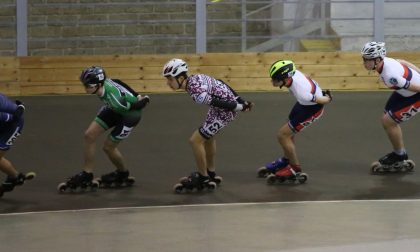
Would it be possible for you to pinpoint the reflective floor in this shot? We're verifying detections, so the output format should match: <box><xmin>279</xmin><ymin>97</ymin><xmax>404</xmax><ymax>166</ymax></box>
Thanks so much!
<box><xmin>1</xmin><ymin>200</ymin><xmax>420</xmax><ymax>252</ymax></box>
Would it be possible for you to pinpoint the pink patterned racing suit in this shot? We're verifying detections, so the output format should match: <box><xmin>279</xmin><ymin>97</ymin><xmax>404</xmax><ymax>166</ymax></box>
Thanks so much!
<box><xmin>186</xmin><ymin>74</ymin><xmax>239</xmax><ymax>139</ymax></box>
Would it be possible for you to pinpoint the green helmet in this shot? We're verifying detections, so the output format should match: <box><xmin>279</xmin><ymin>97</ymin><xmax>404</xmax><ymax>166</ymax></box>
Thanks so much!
<box><xmin>269</xmin><ymin>60</ymin><xmax>296</xmax><ymax>81</ymax></box>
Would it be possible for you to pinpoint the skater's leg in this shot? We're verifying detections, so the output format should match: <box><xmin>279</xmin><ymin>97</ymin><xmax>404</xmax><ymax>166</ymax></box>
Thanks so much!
<box><xmin>204</xmin><ymin>137</ymin><xmax>216</xmax><ymax>173</ymax></box>
<box><xmin>277</xmin><ymin>124</ymin><xmax>300</xmax><ymax>166</ymax></box>
<box><xmin>189</xmin><ymin>130</ymin><xmax>208</xmax><ymax>177</ymax></box>
<box><xmin>103</xmin><ymin>138</ymin><xmax>126</xmax><ymax>172</ymax></box>
<box><xmin>0</xmin><ymin>151</ymin><xmax>18</xmax><ymax>177</ymax></box>
<box><xmin>382</xmin><ymin>114</ymin><xmax>405</xmax><ymax>152</ymax></box>
<box><xmin>83</xmin><ymin>121</ymin><xmax>106</xmax><ymax>173</ymax></box>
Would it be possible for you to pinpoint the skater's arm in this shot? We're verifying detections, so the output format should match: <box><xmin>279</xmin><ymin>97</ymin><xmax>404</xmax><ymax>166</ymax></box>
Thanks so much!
<box><xmin>209</xmin><ymin>98</ymin><xmax>253</xmax><ymax>112</ymax></box>
<box><xmin>315</xmin><ymin>90</ymin><xmax>332</xmax><ymax>105</ymax></box>
<box><xmin>129</xmin><ymin>95</ymin><xmax>150</xmax><ymax>110</ymax></box>
<box><xmin>397</xmin><ymin>59</ymin><xmax>420</xmax><ymax>73</ymax></box>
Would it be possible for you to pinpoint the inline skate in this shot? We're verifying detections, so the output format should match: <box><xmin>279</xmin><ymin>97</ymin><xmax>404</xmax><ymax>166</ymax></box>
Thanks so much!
<box><xmin>0</xmin><ymin>172</ymin><xmax>36</xmax><ymax>197</ymax></box>
<box><xmin>208</xmin><ymin>170</ymin><xmax>223</xmax><ymax>185</ymax></box>
<box><xmin>57</xmin><ymin>171</ymin><xmax>99</xmax><ymax>193</ymax></box>
<box><xmin>266</xmin><ymin>165</ymin><xmax>308</xmax><ymax>184</ymax></box>
<box><xmin>173</xmin><ymin>172</ymin><xmax>217</xmax><ymax>193</ymax></box>
<box><xmin>371</xmin><ymin>152</ymin><xmax>415</xmax><ymax>174</ymax></box>
<box><xmin>257</xmin><ymin>157</ymin><xmax>289</xmax><ymax>178</ymax></box>
<box><xmin>95</xmin><ymin>170</ymin><xmax>135</xmax><ymax>188</ymax></box>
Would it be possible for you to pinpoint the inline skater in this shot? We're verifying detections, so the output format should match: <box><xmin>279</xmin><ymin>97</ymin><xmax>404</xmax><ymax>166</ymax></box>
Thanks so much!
<box><xmin>58</xmin><ymin>66</ymin><xmax>149</xmax><ymax>192</ymax></box>
<box><xmin>361</xmin><ymin>42</ymin><xmax>420</xmax><ymax>174</ymax></box>
<box><xmin>259</xmin><ymin>60</ymin><xmax>332</xmax><ymax>184</ymax></box>
<box><xmin>162</xmin><ymin>58</ymin><xmax>253</xmax><ymax>193</ymax></box>
<box><xmin>0</xmin><ymin>94</ymin><xmax>35</xmax><ymax>197</ymax></box>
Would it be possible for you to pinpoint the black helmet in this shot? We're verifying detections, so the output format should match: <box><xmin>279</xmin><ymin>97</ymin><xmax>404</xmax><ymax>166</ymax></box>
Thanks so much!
<box><xmin>80</xmin><ymin>66</ymin><xmax>106</xmax><ymax>87</ymax></box>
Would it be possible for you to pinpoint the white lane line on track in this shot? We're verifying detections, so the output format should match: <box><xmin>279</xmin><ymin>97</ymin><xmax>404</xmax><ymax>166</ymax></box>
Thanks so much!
<box><xmin>1</xmin><ymin>198</ymin><xmax>420</xmax><ymax>216</ymax></box>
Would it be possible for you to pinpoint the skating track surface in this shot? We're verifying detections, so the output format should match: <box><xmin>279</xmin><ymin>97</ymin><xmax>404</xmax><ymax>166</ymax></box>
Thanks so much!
<box><xmin>1</xmin><ymin>92</ymin><xmax>420</xmax><ymax>252</ymax></box>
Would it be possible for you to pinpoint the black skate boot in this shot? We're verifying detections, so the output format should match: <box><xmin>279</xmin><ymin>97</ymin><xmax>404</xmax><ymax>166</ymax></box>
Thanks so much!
<box><xmin>207</xmin><ymin>170</ymin><xmax>223</xmax><ymax>185</ymax></box>
<box><xmin>371</xmin><ymin>152</ymin><xmax>415</xmax><ymax>174</ymax></box>
<box><xmin>96</xmin><ymin>170</ymin><xmax>135</xmax><ymax>188</ymax></box>
<box><xmin>57</xmin><ymin>171</ymin><xmax>98</xmax><ymax>193</ymax></box>
<box><xmin>0</xmin><ymin>172</ymin><xmax>36</xmax><ymax>197</ymax></box>
<box><xmin>173</xmin><ymin>172</ymin><xmax>217</xmax><ymax>193</ymax></box>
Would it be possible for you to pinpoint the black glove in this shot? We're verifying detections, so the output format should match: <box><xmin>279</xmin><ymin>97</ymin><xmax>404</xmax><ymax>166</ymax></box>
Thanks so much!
<box><xmin>322</xmin><ymin>90</ymin><xmax>332</xmax><ymax>101</ymax></box>
<box><xmin>130</xmin><ymin>96</ymin><xmax>150</xmax><ymax>110</ymax></box>
<box><xmin>12</xmin><ymin>100</ymin><xmax>25</xmax><ymax>121</ymax></box>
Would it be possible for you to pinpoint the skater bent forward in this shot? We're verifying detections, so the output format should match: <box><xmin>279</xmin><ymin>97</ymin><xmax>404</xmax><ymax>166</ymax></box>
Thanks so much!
<box><xmin>258</xmin><ymin>60</ymin><xmax>332</xmax><ymax>184</ymax></box>
<box><xmin>162</xmin><ymin>58</ymin><xmax>253</xmax><ymax>193</ymax></box>
<box><xmin>0</xmin><ymin>93</ymin><xmax>35</xmax><ymax>197</ymax></box>
<box><xmin>58</xmin><ymin>66</ymin><xmax>149</xmax><ymax>192</ymax></box>
<box><xmin>361</xmin><ymin>42</ymin><xmax>420</xmax><ymax>173</ymax></box>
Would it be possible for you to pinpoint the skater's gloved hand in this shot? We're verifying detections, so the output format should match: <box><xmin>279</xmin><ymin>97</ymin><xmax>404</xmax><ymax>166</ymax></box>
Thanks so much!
<box><xmin>130</xmin><ymin>95</ymin><xmax>150</xmax><ymax>110</ymax></box>
<box><xmin>12</xmin><ymin>100</ymin><xmax>25</xmax><ymax>121</ymax></box>
<box><xmin>322</xmin><ymin>90</ymin><xmax>332</xmax><ymax>102</ymax></box>
<box><xmin>241</xmin><ymin>101</ymin><xmax>254</xmax><ymax>112</ymax></box>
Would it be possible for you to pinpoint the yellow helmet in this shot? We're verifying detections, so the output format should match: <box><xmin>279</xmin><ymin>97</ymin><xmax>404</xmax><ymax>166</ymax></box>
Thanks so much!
<box><xmin>269</xmin><ymin>60</ymin><xmax>296</xmax><ymax>81</ymax></box>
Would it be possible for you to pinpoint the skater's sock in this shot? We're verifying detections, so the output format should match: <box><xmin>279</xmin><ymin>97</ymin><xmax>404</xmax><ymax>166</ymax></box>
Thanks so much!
<box><xmin>207</xmin><ymin>170</ymin><xmax>216</xmax><ymax>179</ymax></box>
<box><xmin>394</xmin><ymin>149</ymin><xmax>406</xmax><ymax>156</ymax></box>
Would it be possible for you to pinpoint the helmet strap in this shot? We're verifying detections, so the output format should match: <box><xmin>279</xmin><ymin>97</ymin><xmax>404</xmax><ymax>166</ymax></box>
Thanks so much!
<box><xmin>92</xmin><ymin>83</ymin><xmax>102</xmax><ymax>94</ymax></box>
<box><xmin>281</xmin><ymin>78</ymin><xmax>292</xmax><ymax>88</ymax></box>
<box><xmin>279</xmin><ymin>80</ymin><xmax>286</xmax><ymax>89</ymax></box>
<box><xmin>373</xmin><ymin>57</ymin><xmax>383</xmax><ymax>71</ymax></box>
<box><xmin>176</xmin><ymin>75</ymin><xmax>187</xmax><ymax>89</ymax></box>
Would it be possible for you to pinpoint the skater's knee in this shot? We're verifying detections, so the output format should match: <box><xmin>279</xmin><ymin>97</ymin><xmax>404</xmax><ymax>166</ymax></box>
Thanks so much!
<box><xmin>189</xmin><ymin>133</ymin><xmax>205</xmax><ymax>146</ymax></box>
<box><xmin>277</xmin><ymin>129</ymin><xmax>293</xmax><ymax>143</ymax></box>
<box><xmin>381</xmin><ymin>114</ymin><xmax>397</xmax><ymax>128</ymax></box>
<box><xmin>84</xmin><ymin>130</ymin><xmax>97</xmax><ymax>143</ymax></box>
<box><xmin>102</xmin><ymin>144</ymin><xmax>116</xmax><ymax>154</ymax></box>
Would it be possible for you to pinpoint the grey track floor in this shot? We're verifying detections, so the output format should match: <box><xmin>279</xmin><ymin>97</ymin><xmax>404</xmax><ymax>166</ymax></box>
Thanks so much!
<box><xmin>1</xmin><ymin>92</ymin><xmax>420</xmax><ymax>251</ymax></box>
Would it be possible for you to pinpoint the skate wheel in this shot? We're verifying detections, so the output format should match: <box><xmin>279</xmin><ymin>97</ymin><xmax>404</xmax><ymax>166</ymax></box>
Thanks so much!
<box><xmin>405</xmin><ymin>160</ymin><xmax>415</xmax><ymax>172</ymax></box>
<box><xmin>297</xmin><ymin>173</ymin><xmax>308</xmax><ymax>184</ymax></box>
<box><xmin>125</xmin><ymin>176</ymin><xmax>135</xmax><ymax>186</ymax></box>
<box><xmin>96</xmin><ymin>178</ymin><xmax>111</xmax><ymax>188</ymax></box>
<box><xmin>114</xmin><ymin>182</ymin><xmax>123</xmax><ymax>187</ymax></box>
<box><xmin>91</xmin><ymin>180</ymin><xmax>99</xmax><ymax>190</ymax></box>
<box><xmin>93</xmin><ymin>178</ymin><xmax>102</xmax><ymax>186</ymax></box>
<box><xmin>257</xmin><ymin>167</ymin><xmax>269</xmax><ymax>178</ymax></box>
<box><xmin>178</xmin><ymin>176</ymin><xmax>189</xmax><ymax>183</ymax></box>
<box><xmin>213</xmin><ymin>176</ymin><xmax>223</xmax><ymax>185</ymax></box>
<box><xmin>25</xmin><ymin>172</ymin><xmax>36</xmax><ymax>180</ymax></box>
<box><xmin>57</xmin><ymin>182</ymin><xmax>67</xmax><ymax>193</ymax></box>
<box><xmin>102</xmin><ymin>182</ymin><xmax>112</xmax><ymax>188</ymax></box>
<box><xmin>266</xmin><ymin>174</ymin><xmax>277</xmax><ymax>185</ymax></box>
<box><xmin>371</xmin><ymin>161</ymin><xmax>382</xmax><ymax>174</ymax></box>
<box><xmin>207</xmin><ymin>181</ymin><xmax>217</xmax><ymax>191</ymax></box>
<box><xmin>173</xmin><ymin>183</ymin><xmax>184</xmax><ymax>194</ymax></box>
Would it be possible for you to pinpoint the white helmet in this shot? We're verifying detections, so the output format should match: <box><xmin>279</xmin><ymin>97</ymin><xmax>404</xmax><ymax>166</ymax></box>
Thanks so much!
<box><xmin>361</xmin><ymin>42</ymin><xmax>386</xmax><ymax>59</ymax></box>
<box><xmin>162</xmin><ymin>58</ymin><xmax>188</xmax><ymax>77</ymax></box>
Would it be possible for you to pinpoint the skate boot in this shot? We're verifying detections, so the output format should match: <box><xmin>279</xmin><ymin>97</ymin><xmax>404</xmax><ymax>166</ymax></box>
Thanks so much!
<box><xmin>0</xmin><ymin>172</ymin><xmax>36</xmax><ymax>197</ymax></box>
<box><xmin>57</xmin><ymin>171</ymin><xmax>98</xmax><ymax>193</ymax></box>
<box><xmin>371</xmin><ymin>152</ymin><xmax>415</xmax><ymax>174</ymax></box>
<box><xmin>95</xmin><ymin>170</ymin><xmax>135</xmax><ymax>188</ymax></box>
<box><xmin>266</xmin><ymin>164</ymin><xmax>308</xmax><ymax>184</ymax></box>
<box><xmin>257</xmin><ymin>157</ymin><xmax>289</xmax><ymax>178</ymax></box>
<box><xmin>207</xmin><ymin>170</ymin><xmax>223</xmax><ymax>185</ymax></box>
<box><xmin>173</xmin><ymin>172</ymin><xmax>217</xmax><ymax>193</ymax></box>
